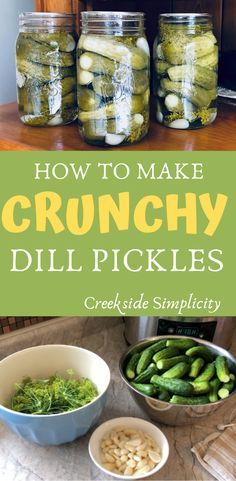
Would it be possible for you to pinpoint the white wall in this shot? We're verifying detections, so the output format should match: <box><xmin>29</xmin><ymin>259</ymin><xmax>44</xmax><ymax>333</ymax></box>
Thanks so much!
<box><xmin>0</xmin><ymin>0</ymin><xmax>35</xmax><ymax>105</ymax></box>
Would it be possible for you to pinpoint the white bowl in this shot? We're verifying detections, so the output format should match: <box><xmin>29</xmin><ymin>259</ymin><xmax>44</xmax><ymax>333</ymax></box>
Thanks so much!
<box><xmin>89</xmin><ymin>416</ymin><xmax>169</xmax><ymax>479</ymax></box>
<box><xmin>0</xmin><ymin>344</ymin><xmax>110</xmax><ymax>445</ymax></box>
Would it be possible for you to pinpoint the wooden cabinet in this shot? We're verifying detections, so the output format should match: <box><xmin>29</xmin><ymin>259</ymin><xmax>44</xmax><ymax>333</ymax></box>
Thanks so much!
<box><xmin>35</xmin><ymin>0</ymin><xmax>86</xmax><ymax>31</ymax></box>
<box><xmin>35</xmin><ymin>0</ymin><xmax>236</xmax><ymax>51</ymax></box>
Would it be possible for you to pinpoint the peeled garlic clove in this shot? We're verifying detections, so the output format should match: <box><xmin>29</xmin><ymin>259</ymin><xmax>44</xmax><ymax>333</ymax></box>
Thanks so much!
<box><xmin>126</xmin><ymin>437</ymin><xmax>142</xmax><ymax>447</ymax></box>
<box><xmin>103</xmin><ymin>462</ymin><xmax>116</xmax><ymax>471</ymax></box>
<box><xmin>105</xmin><ymin>453</ymin><xmax>115</xmax><ymax>463</ymax></box>
<box><xmin>136</xmin><ymin>37</ymin><xmax>150</xmax><ymax>56</ymax></box>
<box><xmin>138</xmin><ymin>441</ymin><xmax>147</xmax><ymax>451</ymax></box>
<box><xmin>79</xmin><ymin>53</ymin><xmax>93</xmax><ymax>70</ymax></box>
<box><xmin>47</xmin><ymin>115</ymin><xmax>63</xmax><ymax>126</ymax></box>
<box><xmin>127</xmin><ymin>459</ymin><xmax>136</xmax><ymax>468</ymax></box>
<box><xmin>16</xmin><ymin>69</ymin><xmax>26</xmax><ymax>88</ymax></box>
<box><xmin>133</xmin><ymin>113</ymin><xmax>144</xmax><ymax>126</ymax></box>
<box><xmin>148</xmin><ymin>450</ymin><xmax>162</xmax><ymax>463</ymax></box>
<box><xmin>209</xmin><ymin>110</ymin><xmax>217</xmax><ymax>123</ymax></box>
<box><xmin>156</xmin><ymin>111</ymin><xmax>163</xmax><ymax>123</ymax></box>
<box><xmin>105</xmin><ymin>133</ymin><xmax>125</xmax><ymax>145</ymax></box>
<box><xmin>164</xmin><ymin>93</ymin><xmax>183</xmax><ymax>112</ymax></box>
<box><xmin>137</xmin><ymin>459</ymin><xmax>148</xmax><ymax>469</ymax></box>
<box><xmin>134</xmin><ymin>465</ymin><xmax>151</xmax><ymax>475</ymax></box>
<box><xmin>169</xmin><ymin>119</ymin><xmax>190</xmax><ymax>129</ymax></box>
<box><xmin>156</xmin><ymin>43</ymin><xmax>164</xmax><ymax>59</ymax></box>
<box><xmin>64</xmin><ymin>34</ymin><xmax>76</xmax><ymax>52</ymax></box>
<box><xmin>157</xmin><ymin>87</ymin><xmax>166</xmax><ymax>98</ymax></box>
<box><xmin>124</xmin><ymin>466</ymin><xmax>134</xmax><ymax>476</ymax></box>
<box><xmin>78</xmin><ymin>69</ymin><xmax>94</xmax><ymax>85</ymax></box>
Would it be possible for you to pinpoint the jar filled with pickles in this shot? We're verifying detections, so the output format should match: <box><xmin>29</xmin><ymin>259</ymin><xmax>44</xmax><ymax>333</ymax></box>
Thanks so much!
<box><xmin>77</xmin><ymin>11</ymin><xmax>150</xmax><ymax>146</ymax></box>
<box><xmin>16</xmin><ymin>13</ymin><xmax>78</xmax><ymax>127</ymax></box>
<box><xmin>154</xmin><ymin>14</ymin><xmax>218</xmax><ymax>129</ymax></box>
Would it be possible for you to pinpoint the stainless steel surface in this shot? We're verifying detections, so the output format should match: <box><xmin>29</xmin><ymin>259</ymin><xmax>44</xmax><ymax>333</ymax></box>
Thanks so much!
<box><xmin>119</xmin><ymin>335</ymin><xmax>236</xmax><ymax>426</ymax></box>
<box><xmin>124</xmin><ymin>317</ymin><xmax>235</xmax><ymax>349</ymax></box>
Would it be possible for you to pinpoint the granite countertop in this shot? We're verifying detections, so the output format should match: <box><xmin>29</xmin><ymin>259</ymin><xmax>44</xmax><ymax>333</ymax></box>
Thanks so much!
<box><xmin>0</xmin><ymin>317</ymin><xmax>236</xmax><ymax>481</ymax></box>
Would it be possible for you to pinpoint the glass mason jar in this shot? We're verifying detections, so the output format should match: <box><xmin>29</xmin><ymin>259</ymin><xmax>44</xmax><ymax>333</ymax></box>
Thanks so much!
<box><xmin>16</xmin><ymin>13</ymin><xmax>78</xmax><ymax>127</ymax></box>
<box><xmin>77</xmin><ymin>11</ymin><xmax>150</xmax><ymax>146</ymax></box>
<box><xmin>153</xmin><ymin>14</ymin><xmax>218</xmax><ymax>129</ymax></box>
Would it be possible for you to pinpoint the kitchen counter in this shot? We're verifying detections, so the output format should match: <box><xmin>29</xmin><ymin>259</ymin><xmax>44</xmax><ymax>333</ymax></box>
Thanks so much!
<box><xmin>0</xmin><ymin>101</ymin><xmax>235</xmax><ymax>151</ymax></box>
<box><xmin>0</xmin><ymin>317</ymin><xmax>236</xmax><ymax>481</ymax></box>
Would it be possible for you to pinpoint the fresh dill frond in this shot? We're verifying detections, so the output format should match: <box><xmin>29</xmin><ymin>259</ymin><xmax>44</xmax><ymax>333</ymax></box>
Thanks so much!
<box><xmin>11</xmin><ymin>372</ymin><xmax>98</xmax><ymax>415</ymax></box>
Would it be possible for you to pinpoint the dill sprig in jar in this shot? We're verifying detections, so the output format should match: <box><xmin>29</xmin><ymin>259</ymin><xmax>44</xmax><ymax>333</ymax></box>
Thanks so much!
<box><xmin>153</xmin><ymin>14</ymin><xmax>218</xmax><ymax>129</ymax></box>
<box><xmin>77</xmin><ymin>11</ymin><xmax>150</xmax><ymax>146</ymax></box>
<box><xmin>16</xmin><ymin>12</ymin><xmax>78</xmax><ymax>127</ymax></box>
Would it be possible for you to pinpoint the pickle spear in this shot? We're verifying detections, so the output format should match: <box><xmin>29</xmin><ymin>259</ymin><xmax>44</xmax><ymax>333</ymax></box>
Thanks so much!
<box><xmin>16</xmin><ymin>58</ymin><xmax>74</xmax><ymax>82</ymax></box>
<box><xmin>16</xmin><ymin>37</ymin><xmax>75</xmax><ymax>67</ymax></box>
<box><xmin>23</xmin><ymin>32</ymin><xmax>76</xmax><ymax>52</ymax></box>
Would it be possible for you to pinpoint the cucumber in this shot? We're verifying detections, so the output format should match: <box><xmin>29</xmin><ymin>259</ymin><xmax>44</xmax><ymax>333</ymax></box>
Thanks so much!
<box><xmin>167</xmin><ymin>65</ymin><xmax>217</xmax><ymax>90</ymax></box>
<box><xmin>136</xmin><ymin>340</ymin><xmax>167</xmax><ymax>375</ymax></box>
<box><xmin>189</xmin><ymin>357</ymin><xmax>205</xmax><ymax>378</ymax></box>
<box><xmin>131</xmin><ymin>382</ymin><xmax>157</xmax><ymax>396</ymax></box>
<box><xmin>162</xmin><ymin>34</ymin><xmax>215</xmax><ymax>65</ymax></box>
<box><xmin>82</xmin><ymin>119</ymin><xmax>106</xmax><ymax>141</ymax></box>
<box><xmin>209</xmin><ymin>378</ymin><xmax>221</xmax><ymax>403</ymax></box>
<box><xmin>191</xmin><ymin>381</ymin><xmax>210</xmax><ymax>395</ymax></box>
<box><xmin>186</xmin><ymin>346</ymin><xmax>214</xmax><ymax>362</ymax></box>
<box><xmin>218</xmin><ymin>380</ymin><xmax>235</xmax><ymax>400</ymax></box>
<box><xmin>79</xmin><ymin>51</ymin><xmax>117</xmax><ymax>76</ymax></box>
<box><xmin>134</xmin><ymin>363</ymin><xmax>158</xmax><ymax>383</ymax></box>
<box><xmin>170</xmin><ymin>395</ymin><xmax>209</xmax><ymax>405</ymax></box>
<box><xmin>157</xmin><ymin>355</ymin><xmax>189</xmax><ymax>370</ymax></box>
<box><xmin>125</xmin><ymin>352</ymin><xmax>141</xmax><ymax>380</ymax></box>
<box><xmin>215</xmin><ymin>356</ymin><xmax>230</xmax><ymax>383</ymax></box>
<box><xmin>24</xmin><ymin>32</ymin><xmax>76</xmax><ymax>52</ymax></box>
<box><xmin>166</xmin><ymin>339</ymin><xmax>197</xmax><ymax>350</ymax></box>
<box><xmin>17</xmin><ymin>58</ymin><xmax>74</xmax><ymax>82</ymax></box>
<box><xmin>79</xmin><ymin>34</ymin><xmax>149</xmax><ymax>70</ymax></box>
<box><xmin>194</xmin><ymin>362</ymin><xmax>215</xmax><ymax>382</ymax></box>
<box><xmin>155</xmin><ymin>60</ymin><xmax>170</xmax><ymax>75</ymax></box>
<box><xmin>77</xmin><ymin>86</ymin><xmax>101</xmax><ymax>111</ymax></box>
<box><xmin>78</xmin><ymin>95</ymin><xmax>145</xmax><ymax>122</ymax></box>
<box><xmin>151</xmin><ymin>375</ymin><xmax>193</xmax><ymax>396</ymax></box>
<box><xmin>92</xmin><ymin>71</ymin><xmax>149</xmax><ymax>97</ymax></box>
<box><xmin>107</xmin><ymin>114</ymin><xmax>144</xmax><ymax>135</ymax></box>
<box><xmin>82</xmin><ymin>114</ymin><xmax>144</xmax><ymax>139</ymax></box>
<box><xmin>18</xmin><ymin>79</ymin><xmax>76</xmax><ymax>116</ymax></box>
<box><xmin>17</xmin><ymin>37</ymin><xmax>75</xmax><ymax>67</ymax></box>
<box><xmin>162</xmin><ymin>361</ymin><xmax>190</xmax><ymax>379</ymax></box>
<box><xmin>153</xmin><ymin>347</ymin><xmax>180</xmax><ymax>363</ymax></box>
<box><xmin>158</xmin><ymin>389</ymin><xmax>171</xmax><ymax>402</ymax></box>
<box><xmin>161</xmin><ymin>78</ymin><xmax>216</xmax><ymax>108</ymax></box>
<box><xmin>195</xmin><ymin>46</ymin><xmax>218</xmax><ymax>69</ymax></box>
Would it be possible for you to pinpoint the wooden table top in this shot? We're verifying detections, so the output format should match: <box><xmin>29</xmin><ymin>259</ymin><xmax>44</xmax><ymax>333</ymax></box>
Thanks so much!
<box><xmin>0</xmin><ymin>101</ymin><xmax>235</xmax><ymax>151</ymax></box>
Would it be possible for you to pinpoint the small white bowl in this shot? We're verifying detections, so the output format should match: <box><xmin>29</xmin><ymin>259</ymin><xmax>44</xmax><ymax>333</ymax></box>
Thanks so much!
<box><xmin>88</xmin><ymin>416</ymin><xmax>169</xmax><ymax>479</ymax></box>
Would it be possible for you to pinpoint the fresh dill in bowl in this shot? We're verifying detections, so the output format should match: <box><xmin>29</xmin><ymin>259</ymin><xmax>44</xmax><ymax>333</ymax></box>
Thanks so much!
<box><xmin>10</xmin><ymin>370</ymin><xmax>98</xmax><ymax>415</ymax></box>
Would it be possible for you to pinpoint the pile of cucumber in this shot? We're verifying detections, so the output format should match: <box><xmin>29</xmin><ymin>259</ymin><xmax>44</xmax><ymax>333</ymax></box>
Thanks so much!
<box><xmin>125</xmin><ymin>338</ymin><xmax>236</xmax><ymax>405</ymax></box>
<box><xmin>154</xmin><ymin>19</ymin><xmax>218</xmax><ymax>130</ymax></box>
<box><xmin>77</xmin><ymin>34</ymin><xmax>150</xmax><ymax>146</ymax></box>
<box><xmin>16</xmin><ymin>32</ymin><xmax>78</xmax><ymax>126</ymax></box>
